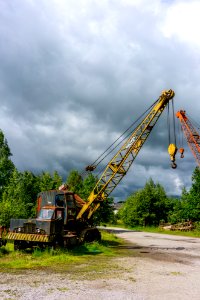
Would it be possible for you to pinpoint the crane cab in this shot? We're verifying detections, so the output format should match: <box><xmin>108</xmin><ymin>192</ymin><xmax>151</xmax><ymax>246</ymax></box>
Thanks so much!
<box><xmin>36</xmin><ymin>190</ymin><xmax>85</xmax><ymax>225</ymax></box>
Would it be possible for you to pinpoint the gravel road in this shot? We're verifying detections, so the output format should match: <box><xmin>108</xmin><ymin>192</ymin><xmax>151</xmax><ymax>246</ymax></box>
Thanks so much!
<box><xmin>1</xmin><ymin>228</ymin><xmax>200</xmax><ymax>300</ymax></box>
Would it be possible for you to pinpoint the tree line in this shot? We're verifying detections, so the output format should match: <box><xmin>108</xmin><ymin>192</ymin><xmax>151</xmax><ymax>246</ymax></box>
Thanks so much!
<box><xmin>118</xmin><ymin>168</ymin><xmax>200</xmax><ymax>227</ymax></box>
<box><xmin>1</xmin><ymin>128</ymin><xmax>200</xmax><ymax>229</ymax></box>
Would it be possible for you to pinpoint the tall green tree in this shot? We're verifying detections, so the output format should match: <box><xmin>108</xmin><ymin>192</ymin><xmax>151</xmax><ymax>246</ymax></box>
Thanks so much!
<box><xmin>165</xmin><ymin>196</ymin><xmax>181</xmax><ymax>224</ymax></box>
<box><xmin>188</xmin><ymin>167</ymin><xmax>200</xmax><ymax>217</ymax></box>
<box><xmin>79</xmin><ymin>173</ymin><xmax>96</xmax><ymax>199</ymax></box>
<box><xmin>0</xmin><ymin>169</ymin><xmax>39</xmax><ymax>226</ymax></box>
<box><xmin>120</xmin><ymin>179</ymin><xmax>169</xmax><ymax>227</ymax></box>
<box><xmin>0</xmin><ymin>169</ymin><xmax>63</xmax><ymax>227</ymax></box>
<box><xmin>175</xmin><ymin>167</ymin><xmax>200</xmax><ymax>222</ymax></box>
<box><xmin>0</xmin><ymin>130</ymin><xmax>15</xmax><ymax>194</ymax></box>
<box><xmin>52</xmin><ymin>171</ymin><xmax>63</xmax><ymax>189</ymax></box>
<box><xmin>191</xmin><ymin>167</ymin><xmax>200</xmax><ymax>196</ymax></box>
<box><xmin>93</xmin><ymin>196</ymin><xmax>115</xmax><ymax>225</ymax></box>
<box><xmin>38</xmin><ymin>171</ymin><xmax>62</xmax><ymax>191</ymax></box>
<box><xmin>66</xmin><ymin>169</ymin><xmax>83</xmax><ymax>193</ymax></box>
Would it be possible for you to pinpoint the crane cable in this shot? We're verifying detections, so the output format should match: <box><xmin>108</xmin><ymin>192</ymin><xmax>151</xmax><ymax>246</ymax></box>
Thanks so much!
<box><xmin>167</xmin><ymin>104</ymin><xmax>171</xmax><ymax>145</ymax></box>
<box><xmin>186</xmin><ymin>112</ymin><xmax>200</xmax><ymax>130</ymax></box>
<box><xmin>172</xmin><ymin>98</ymin><xmax>177</xmax><ymax>146</ymax></box>
<box><xmin>167</xmin><ymin>99</ymin><xmax>176</xmax><ymax>145</ymax></box>
<box><xmin>177</xmin><ymin>117</ymin><xmax>184</xmax><ymax>150</ymax></box>
<box><xmin>167</xmin><ymin>98</ymin><xmax>178</xmax><ymax>168</ymax></box>
<box><xmin>82</xmin><ymin>97</ymin><xmax>160</xmax><ymax>176</ymax></box>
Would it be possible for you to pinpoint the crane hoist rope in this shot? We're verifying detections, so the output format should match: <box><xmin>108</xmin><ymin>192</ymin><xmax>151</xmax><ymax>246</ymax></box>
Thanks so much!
<box><xmin>77</xmin><ymin>89</ymin><xmax>177</xmax><ymax>220</ymax></box>
<box><xmin>186</xmin><ymin>112</ymin><xmax>200</xmax><ymax>130</ymax></box>
<box><xmin>177</xmin><ymin>117</ymin><xmax>184</xmax><ymax>158</ymax></box>
<box><xmin>167</xmin><ymin>96</ymin><xmax>178</xmax><ymax>168</ymax></box>
<box><xmin>84</xmin><ymin>98</ymin><xmax>159</xmax><ymax>174</ymax></box>
<box><xmin>85</xmin><ymin>95</ymin><xmax>177</xmax><ymax>175</ymax></box>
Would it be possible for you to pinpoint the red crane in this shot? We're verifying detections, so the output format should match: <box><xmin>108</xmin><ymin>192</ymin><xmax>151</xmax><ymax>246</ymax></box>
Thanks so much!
<box><xmin>176</xmin><ymin>110</ymin><xmax>200</xmax><ymax>167</ymax></box>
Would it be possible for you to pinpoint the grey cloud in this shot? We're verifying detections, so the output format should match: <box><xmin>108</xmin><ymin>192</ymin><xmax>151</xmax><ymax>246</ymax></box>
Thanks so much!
<box><xmin>0</xmin><ymin>0</ymin><xmax>199</xmax><ymax>199</ymax></box>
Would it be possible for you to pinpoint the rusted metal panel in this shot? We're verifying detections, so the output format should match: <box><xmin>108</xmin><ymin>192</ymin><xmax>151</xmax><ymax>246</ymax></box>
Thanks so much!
<box><xmin>74</xmin><ymin>193</ymin><xmax>85</xmax><ymax>207</ymax></box>
<box><xmin>10</xmin><ymin>219</ymin><xmax>35</xmax><ymax>232</ymax></box>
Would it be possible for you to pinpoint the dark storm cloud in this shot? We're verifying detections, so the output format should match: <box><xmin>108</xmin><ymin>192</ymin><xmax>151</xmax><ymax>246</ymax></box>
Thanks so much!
<box><xmin>0</xmin><ymin>0</ymin><xmax>199</xmax><ymax>200</ymax></box>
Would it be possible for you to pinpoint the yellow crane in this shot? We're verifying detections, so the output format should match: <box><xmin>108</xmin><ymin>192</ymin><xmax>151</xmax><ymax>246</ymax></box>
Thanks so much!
<box><xmin>77</xmin><ymin>89</ymin><xmax>177</xmax><ymax>220</ymax></box>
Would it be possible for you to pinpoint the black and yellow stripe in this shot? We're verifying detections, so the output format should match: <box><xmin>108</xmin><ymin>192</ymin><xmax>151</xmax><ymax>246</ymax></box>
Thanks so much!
<box><xmin>7</xmin><ymin>232</ymin><xmax>50</xmax><ymax>243</ymax></box>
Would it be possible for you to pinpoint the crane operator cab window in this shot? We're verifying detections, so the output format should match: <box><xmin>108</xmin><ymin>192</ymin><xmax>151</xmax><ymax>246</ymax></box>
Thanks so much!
<box><xmin>65</xmin><ymin>194</ymin><xmax>75</xmax><ymax>208</ymax></box>
<box><xmin>38</xmin><ymin>208</ymin><xmax>54</xmax><ymax>220</ymax></box>
<box><xmin>64</xmin><ymin>194</ymin><xmax>76</xmax><ymax>222</ymax></box>
<box><xmin>55</xmin><ymin>194</ymin><xmax>65</xmax><ymax>207</ymax></box>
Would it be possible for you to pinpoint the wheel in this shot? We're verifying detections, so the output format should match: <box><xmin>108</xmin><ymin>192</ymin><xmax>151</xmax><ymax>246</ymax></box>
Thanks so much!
<box><xmin>93</xmin><ymin>228</ymin><xmax>101</xmax><ymax>242</ymax></box>
<box><xmin>80</xmin><ymin>228</ymin><xmax>101</xmax><ymax>243</ymax></box>
<box><xmin>14</xmin><ymin>241</ymin><xmax>20</xmax><ymax>251</ymax></box>
<box><xmin>51</xmin><ymin>235</ymin><xmax>64</xmax><ymax>249</ymax></box>
<box><xmin>14</xmin><ymin>241</ymin><xmax>28</xmax><ymax>251</ymax></box>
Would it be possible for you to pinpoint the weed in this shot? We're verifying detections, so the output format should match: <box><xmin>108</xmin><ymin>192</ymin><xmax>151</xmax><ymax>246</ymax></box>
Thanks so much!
<box><xmin>170</xmin><ymin>271</ymin><xmax>182</xmax><ymax>276</ymax></box>
<box><xmin>128</xmin><ymin>276</ymin><xmax>136</xmax><ymax>282</ymax></box>
<box><xmin>0</xmin><ymin>246</ymin><xmax>10</xmax><ymax>256</ymax></box>
<box><xmin>57</xmin><ymin>287</ymin><xmax>69</xmax><ymax>292</ymax></box>
<box><xmin>0</xmin><ymin>231</ymin><xmax>124</xmax><ymax>273</ymax></box>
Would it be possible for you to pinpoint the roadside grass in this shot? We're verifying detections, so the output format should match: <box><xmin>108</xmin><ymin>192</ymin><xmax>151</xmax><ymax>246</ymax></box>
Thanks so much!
<box><xmin>0</xmin><ymin>231</ymin><xmax>124</xmax><ymax>274</ymax></box>
<box><xmin>131</xmin><ymin>226</ymin><xmax>200</xmax><ymax>237</ymax></box>
<box><xmin>105</xmin><ymin>220</ymin><xmax>200</xmax><ymax>238</ymax></box>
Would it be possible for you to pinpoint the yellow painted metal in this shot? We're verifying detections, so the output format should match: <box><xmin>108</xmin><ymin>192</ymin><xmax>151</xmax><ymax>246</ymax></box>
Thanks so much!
<box><xmin>88</xmin><ymin>203</ymin><xmax>100</xmax><ymax>219</ymax></box>
<box><xmin>77</xmin><ymin>89</ymin><xmax>175</xmax><ymax>220</ymax></box>
<box><xmin>7</xmin><ymin>232</ymin><xmax>51</xmax><ymax>243</ymax></box>
<box><xmin>168</xmin><ymin>143</ymin><xmax>178</xmax><ymax>162</ymax></box>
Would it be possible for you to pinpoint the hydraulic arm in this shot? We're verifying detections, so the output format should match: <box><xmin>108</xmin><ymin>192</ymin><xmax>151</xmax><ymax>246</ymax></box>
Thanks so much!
<box><xmin>176</xmin><ymin>110</ymin><xmax>200</xmax><ymax>167</ymax></box>
<box><xmin>77</xmin><ymin>89</ymin><xmax>176</xmax><ymax>220</ymax></box>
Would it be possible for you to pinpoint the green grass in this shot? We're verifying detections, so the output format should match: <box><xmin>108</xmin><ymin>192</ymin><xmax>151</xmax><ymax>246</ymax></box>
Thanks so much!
<box><xmin>0</xmin><ymin>231</ymin><xmax>124</xmax><ymax>274</ymax></box>
<box><xmin>170</xmin><ymin>271</ymin><xmax>182</xmax><ymax>276</ymax></box>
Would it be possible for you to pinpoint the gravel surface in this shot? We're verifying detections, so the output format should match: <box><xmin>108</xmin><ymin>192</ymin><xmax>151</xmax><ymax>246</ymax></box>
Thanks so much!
<box><xmin>1</xmin><ymin>228</ymin><xmax>200</xmax><ymax>300</ymax></box>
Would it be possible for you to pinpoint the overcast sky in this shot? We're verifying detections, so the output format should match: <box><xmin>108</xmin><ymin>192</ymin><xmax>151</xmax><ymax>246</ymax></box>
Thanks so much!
<box><xmin>0</xmin><ymin>0</ymin><xmax>200</xmax><ymax>201</ymax></box>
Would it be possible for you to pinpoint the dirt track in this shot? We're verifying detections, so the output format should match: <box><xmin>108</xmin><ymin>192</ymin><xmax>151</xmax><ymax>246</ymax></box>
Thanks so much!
<box><xmin>1</xmin><ymin>228</ymin><xmax>200</xmax><ymax>300</ymax></box>
<box><xmin>115</xmin><ymin>228</ymin><xmax>200</xmax><ymax>299</ymax></box>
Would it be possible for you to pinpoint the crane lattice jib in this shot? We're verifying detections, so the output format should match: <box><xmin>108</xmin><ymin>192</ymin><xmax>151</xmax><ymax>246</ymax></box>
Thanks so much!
<box><xmin>176</xmin><ymin>110</ymin><xmax>200</xmax><ymax>167</ymax></box>
<box><xmin>77</xmin><ymin>89</ymin><xmax>175</xmax><ymax>219</ymax></box>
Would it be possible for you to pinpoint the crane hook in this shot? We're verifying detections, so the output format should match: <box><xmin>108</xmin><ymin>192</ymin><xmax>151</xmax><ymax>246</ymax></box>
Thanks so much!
<box><xmin>179</xmin><ymin>148</ymin><xmax>184</xmax><ymax>158</ymax></box>
<box><xmin>171</xmin><ymin>162</ymin><xmax>177</xmax><ymax>169</ymax></box>
<box><xmin>168</xmin><ymin>144</ymin><xmax>178</xmax><ymax>169</ymax></box>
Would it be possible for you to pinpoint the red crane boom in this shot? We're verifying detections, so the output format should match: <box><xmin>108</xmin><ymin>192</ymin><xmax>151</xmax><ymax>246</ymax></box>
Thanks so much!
<box><xmin>176</xmin><ymin>110</ymin><xmax>200</xmax><ymax>167</ymax></box>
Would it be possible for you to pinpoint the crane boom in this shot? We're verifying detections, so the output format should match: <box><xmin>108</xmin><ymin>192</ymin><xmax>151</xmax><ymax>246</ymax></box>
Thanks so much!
<box><xmin>176</xmin><ymin>110</ymin><xmax>200</xmax><ymax>167</ymax></box>
<box><xmin>77</xmin><ymin>89</ymin><xmax>175</xmax><ymax>220</ymax></box>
